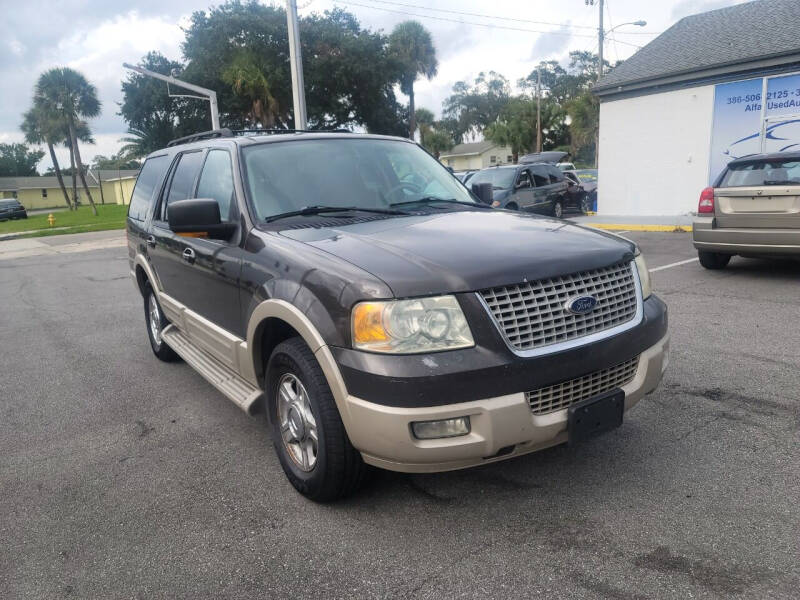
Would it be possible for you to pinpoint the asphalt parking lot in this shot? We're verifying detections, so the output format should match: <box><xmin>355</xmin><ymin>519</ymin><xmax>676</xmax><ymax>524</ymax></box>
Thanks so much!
<box><xmin>1</xmin><ymin>230</ymin><xmax>798</xmax><ymax>599</ymax></box>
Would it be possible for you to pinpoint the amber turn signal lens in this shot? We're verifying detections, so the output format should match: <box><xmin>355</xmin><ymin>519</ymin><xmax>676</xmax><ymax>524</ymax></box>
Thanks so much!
<box><xmin>352</xmin><ymin>302</ymin><xmax>389</xmax><ymax>343</ymax></box>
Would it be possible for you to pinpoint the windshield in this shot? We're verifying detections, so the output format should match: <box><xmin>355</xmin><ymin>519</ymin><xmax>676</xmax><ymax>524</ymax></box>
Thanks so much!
<box><xmin>241</xmin><ymin>138</ymin><xmax>475</xmax><ymax>220</ymax></box>
<box><xmin>719</xmin><ymin>159</ymin><xmax>800</xmax><ymax>187</ymax></box>
<box><xmin>468</xmin><ymin>168</ymin><xmax>517</xmax><ymax>190</ymax></box>
<box><xmin>576</xmin><ymin>169</ymin><xmax>597</xmax><ymax>182</ymax></box>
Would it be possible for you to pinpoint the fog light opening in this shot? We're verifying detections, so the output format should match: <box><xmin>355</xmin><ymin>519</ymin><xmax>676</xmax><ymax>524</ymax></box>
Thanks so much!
<box><xmin>411</xmin><ymin>416</ymin><xmax>471</xmax><ymax>440</ymax></box>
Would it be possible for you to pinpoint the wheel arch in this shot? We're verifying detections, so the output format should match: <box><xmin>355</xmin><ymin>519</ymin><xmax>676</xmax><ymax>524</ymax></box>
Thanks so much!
<box><xmin>246</xmin><ymin>300</ymin><xmax>350</xmax><ymax>414</ymax></box>
<box><xmin>133</xmin><ymin>253</ymin><xmax>162</xmax><ymax>298</ymax></box>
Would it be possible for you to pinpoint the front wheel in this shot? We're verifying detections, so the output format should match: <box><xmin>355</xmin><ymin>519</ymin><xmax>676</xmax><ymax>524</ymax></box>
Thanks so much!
<box><xmin>580</xmin><ymin>196</ymin><xmax>590</xmax><ymax>214</ymax></box>
<box><xmin>698</xmin><ymin>250</ymin><xmax>731</xmax><ymax>270</ymax></box>
<box><xmin>266</xmin><ymin>337</ymin><xmax>367</xmax><ymax>502</ymax></box>
<box><xmin>552</xmin><ymin>200</ymin><xmax>563</xmax><ymax>218</ymax></box>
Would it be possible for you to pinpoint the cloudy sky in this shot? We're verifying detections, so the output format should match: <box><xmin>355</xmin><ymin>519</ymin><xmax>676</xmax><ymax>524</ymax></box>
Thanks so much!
<box><xmin>0</xmin><ymin>0</ymin><xmax>745</xmax><ymax>172</ymax></box>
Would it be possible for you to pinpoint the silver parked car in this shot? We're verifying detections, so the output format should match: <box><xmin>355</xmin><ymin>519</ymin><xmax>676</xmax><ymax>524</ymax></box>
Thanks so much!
<box><xmin>693</xmin><ymin>152</ymin><xmax>800</xmax><ymax>269</ymax></box>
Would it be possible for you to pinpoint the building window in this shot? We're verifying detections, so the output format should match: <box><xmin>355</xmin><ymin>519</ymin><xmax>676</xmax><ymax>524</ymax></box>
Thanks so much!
<box><xmin>12</xmin><ymin>191</ymin><xmax>18</xmax><ymax>199</ymax></box>
<box><xmin>490</xmin><ymin>155</ymin><xmax>497</xmax><ymax>164</ymax></box>
<box><xmin>507</xmin><ymin>155</ymin><xmax>513</xmax><ymax>163</ymax></box>
<box><xmin>42</xmin><ymin>189</ymin><xmax>48</xmax><ymax>198</ymax></box>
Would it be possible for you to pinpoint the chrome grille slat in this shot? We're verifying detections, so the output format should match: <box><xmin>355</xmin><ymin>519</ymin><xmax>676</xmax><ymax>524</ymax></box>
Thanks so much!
<box><xmin>526</xmin><ymin>356</ymin><xmax>640</xmax><ymax>415</ymax></box>
<box><xmin>480</xmin><ymin>262</ymin><xmax>638</xmax><ymax>352</ymax></box>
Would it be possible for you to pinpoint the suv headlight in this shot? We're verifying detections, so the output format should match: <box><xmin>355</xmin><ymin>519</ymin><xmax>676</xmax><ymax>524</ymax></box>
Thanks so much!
<box><xmin>352</xmin><ymin>295</ymin><xmax>474</xmax><ymax>354</ymax></box>
<box><xmin>634</xmin><ymin>252</ymin><xmax>652</xmax><ymax>299</ymax></box>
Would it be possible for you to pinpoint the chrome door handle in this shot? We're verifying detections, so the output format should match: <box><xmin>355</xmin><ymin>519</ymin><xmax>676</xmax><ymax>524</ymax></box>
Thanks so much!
<box><xmin>146</xmin><ymin>235</ymin><xmax>156</xmax><ymax>248</ymax></box>
<box><xmin>182</xmin><ymin>247</ymin><xmax>196</xmax><ymax>264</ymax></box>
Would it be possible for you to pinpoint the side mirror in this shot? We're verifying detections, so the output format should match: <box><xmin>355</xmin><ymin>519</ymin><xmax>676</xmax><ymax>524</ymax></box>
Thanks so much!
<box><xmin>167</xmin><ymin>198</ymin><xmax>236</xmax><ymax>239</ymax></box>
<box><xmin>471</xmin><ymin>182</ymin><xmax>494</xmax><ymax>205</ymax></box>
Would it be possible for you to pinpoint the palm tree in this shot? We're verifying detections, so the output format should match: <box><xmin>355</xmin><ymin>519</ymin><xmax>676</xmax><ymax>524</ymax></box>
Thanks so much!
<box><xmin>118</xmin><ymin>122</ymin><xmax>174</xmax><ymax>160</ymax></box>
<box><xmin>35</xmin><ymin>68</ymin><xmax>101</xmax><ymax>215</ymax></box>
<box><xmin>414</xmin><ymin>108</ymin><xmax>435</xmax><ymax>145</ymax></box>
<box><xmin>389</xmin><ymin>21</ymin><xmax>438</xmax><ymax>140</ymax></box>
<box><xmin>223</xmin><ymin>52</ymin><xmax>283</xmax><ymax>128</ymax></box>
<box><xmin>59</xmin><ymin>120</ymin><xmax>94</xmax><ymax>207</ymax></box>
<box><xmin>21</xmin><ymin>106</ymin><xmax>73</xmax><ymax>210</ymax></box>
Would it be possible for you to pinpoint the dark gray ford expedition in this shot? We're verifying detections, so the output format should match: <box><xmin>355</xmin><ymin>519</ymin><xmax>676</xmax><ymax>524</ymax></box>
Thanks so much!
<box><xmin>127</xmin><ymin>130</ymin><xmax>669</xmax><ymax>501</ymax></box>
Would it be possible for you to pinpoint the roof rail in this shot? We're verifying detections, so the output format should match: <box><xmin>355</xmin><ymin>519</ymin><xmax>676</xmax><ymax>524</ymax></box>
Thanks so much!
<box><xmin>166</xmin><ymin>128</ymin><xmax>234</xmax><ymax>148</ymax></box>
<box><xmin>232</xmin><ymin>128</ymin><xmax>352</xmax><ymax>137</ymax></box>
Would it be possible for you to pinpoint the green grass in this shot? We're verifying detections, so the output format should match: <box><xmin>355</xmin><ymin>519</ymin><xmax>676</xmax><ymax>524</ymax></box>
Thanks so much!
<box><xmin>0</xmin><ymin>204</ymin><xmax>128</xmax><ymax>238</ymax></box>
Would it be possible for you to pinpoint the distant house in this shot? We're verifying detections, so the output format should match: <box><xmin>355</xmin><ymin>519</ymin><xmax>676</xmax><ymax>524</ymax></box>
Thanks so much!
<box><xmin>594</xmin><ymin>0</ymin><xmax>800</xmax><ymax>216</ymax></box>
<box><xmin>439</xmin><ymin>141</ymin><xmax>515</xmax><ymax>171</ymax></box>
<box><xmin>0</xmin><ymin>169</ymin><xmax>139</xmax><ymax>210</ymax></box>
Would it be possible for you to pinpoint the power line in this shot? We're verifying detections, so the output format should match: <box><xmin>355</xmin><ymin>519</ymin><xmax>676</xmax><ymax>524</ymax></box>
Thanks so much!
<box><xmin>606</xmin><ymin>0</ymin><xmax>620</xmax><ymax>62</ymax></box>
<box><xmin>332</xmin><ymin>0</ymin><xmax>646</xmax><ymax>48</ymax></box>
<box><xmin>352</xmin><ymin>0</ymin><xmax>660</xmax><ymax>34</ymax></box>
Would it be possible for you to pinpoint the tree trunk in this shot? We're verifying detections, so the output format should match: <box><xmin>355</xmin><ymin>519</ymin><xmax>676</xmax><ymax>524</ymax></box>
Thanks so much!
<box><xmin>68</xmin><ymin>116</ymin><xmax>97</xmax><ymax>216</ymax></box>
<box><xmin>68</xmin><ymin>143</ymin><xmax>77</xmax><ymax>210</ymax></box>
<box><xmin>46</xmin><ymin>139</ymin><xmax>72</xmax><ymax>210</ymax></box>
<box><xmin>408</xmin><ymin>85</ymin><xmax>416</xmax><ymax>140</ymax></box>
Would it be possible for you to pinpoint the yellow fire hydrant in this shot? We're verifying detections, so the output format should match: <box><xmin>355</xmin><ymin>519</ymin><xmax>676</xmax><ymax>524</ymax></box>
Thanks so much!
<box><xmin>47</xmin><ymin>213</ymin><xmax>55</xmax><ymax>227</ymax></box>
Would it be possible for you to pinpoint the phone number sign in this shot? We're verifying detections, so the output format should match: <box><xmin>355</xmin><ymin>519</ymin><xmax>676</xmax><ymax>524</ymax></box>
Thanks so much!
<box><xmin>709</xmin><ymin>73</ymin><xmax>800</xmax><ymax>183</ymax></box>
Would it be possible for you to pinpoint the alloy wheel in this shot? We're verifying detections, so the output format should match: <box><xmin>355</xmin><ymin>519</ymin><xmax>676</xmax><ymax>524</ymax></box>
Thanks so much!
<box><xmin>148</xmin><ymin>294</ymin><xmax>162</xmax><ymax>345</ymax></box>
<box><xmin>276</xmin><ymin>373</ymin><xmax>318</xmax><ymax>472</ymax></box>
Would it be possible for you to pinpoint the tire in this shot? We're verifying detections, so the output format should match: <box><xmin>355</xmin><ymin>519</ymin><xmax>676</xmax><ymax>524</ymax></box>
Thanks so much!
<box><xmin>144</xmin><ymin>286</ymin><xmax>180</xmax><ymax>362</ymax></box>
<box><xmin>505</xmin><ymin>202</ymin><xmax>519</xmax><ymax>211</ymax></box>
<box><xmin>698</xmin><ymin>250</ymin><xmax>731</xmax><ymax>270</ymax></box>
<box><xmin>266</xmin><ymin>337</ymin><xmax>367</xmax><ymax>502</ymax></box>
<box><xmin>552</xmin><ymin>200</ymin><xmax>563</xmax><ymax>218</ymax></box>
<box><xmin>580</xmin><ymin>196</ymin><xmax>590</xmax><ymax>215</ymax></box>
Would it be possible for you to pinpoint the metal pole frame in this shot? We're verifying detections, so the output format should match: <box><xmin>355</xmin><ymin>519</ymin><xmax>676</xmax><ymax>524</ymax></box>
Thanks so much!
<box><xmin>122</xmin><ymin>63</ymin><xmax>220</xmax><ymax>130</ymax></box>
<box><xmin>286</xmin><ymin>0</ymin><xmax>308</xmax><ymax>130</ymax></box>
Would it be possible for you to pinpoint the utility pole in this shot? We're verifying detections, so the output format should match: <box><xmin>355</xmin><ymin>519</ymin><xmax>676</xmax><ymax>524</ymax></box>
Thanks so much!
<box><xmin>122</xmin><ymin>63</ymin><xmax>220</xmax><ymax>130</ymax></box>
<box><xmin>286</xmin><ymin>0</ymin><xmax>308</xmax><ymax>130</ymax></box>
<box><xmin>598</xmin><ymin>0</ymin><xmax>605</xmax><ymax>79</ymax></box>
<box><xmin>536</xmin><ymin>68</ymin><xmax>542</xmax><ymax>153</ymax></box>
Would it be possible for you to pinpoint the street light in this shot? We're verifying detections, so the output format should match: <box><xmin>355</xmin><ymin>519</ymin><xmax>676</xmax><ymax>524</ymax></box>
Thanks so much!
<box><xmin>606</xmin><ymin>20</ymin><xmax>647</xmax><ymax>35</ymax></box>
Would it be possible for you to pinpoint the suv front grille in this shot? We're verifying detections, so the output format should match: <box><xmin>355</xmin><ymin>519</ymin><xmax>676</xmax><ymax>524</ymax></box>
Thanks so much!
<box><xmin>479</xmin><ymin>262</ymin><xmax>638</xmax><ymax>352</ymax></box>
<box><xmin>526</xmin><ymin>356</ymin><xmax>640</xmax><ymax>415</ymax></box>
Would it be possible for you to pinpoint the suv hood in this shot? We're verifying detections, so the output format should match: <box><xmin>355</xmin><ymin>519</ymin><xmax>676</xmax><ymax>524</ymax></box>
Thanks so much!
<box><xmin>278</xmin><ymin>211</ymin><xmax>634</xmax><ymax>298</ymax></box>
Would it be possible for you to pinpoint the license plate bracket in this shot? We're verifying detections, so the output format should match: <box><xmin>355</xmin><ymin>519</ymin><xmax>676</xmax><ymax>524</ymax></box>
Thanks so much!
<box><xmin>568</xmin><ymin>389</ymin><xmax>624</xmax><ymax>443</ymax></box>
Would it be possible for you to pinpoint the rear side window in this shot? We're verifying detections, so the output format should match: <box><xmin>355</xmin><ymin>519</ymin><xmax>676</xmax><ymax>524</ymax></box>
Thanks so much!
<box><xmin>196</xmin><ymin>150</ymin><xmax>235</xmax><ymax>222</ymax></box>
<box><xmin>719</xmin><ymin>159</ymin><xmax>800</xmax><ymax>187</ymax></box>
<box><xmin>128</xmin><ymin>155</ymin><xmax>169</xmax><ymax>221</ymax></box>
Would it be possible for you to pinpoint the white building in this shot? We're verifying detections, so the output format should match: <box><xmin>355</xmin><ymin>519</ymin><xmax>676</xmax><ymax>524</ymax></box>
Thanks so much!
<box><xmin>594</xmin><ymin>0</ymin><xmax>800</xmax><ymax>216</ymax></box>
<box><xmin>439</xmin><ymin>141</ymin><xmax>515</xmax><ymax>171</ymax></box>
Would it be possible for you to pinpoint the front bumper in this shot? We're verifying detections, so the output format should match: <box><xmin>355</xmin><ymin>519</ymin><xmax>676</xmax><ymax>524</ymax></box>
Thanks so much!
<box><xmin>693</xmin><ymin>216</ymin><xmax>800</xmax><ymax>255</ymax></box>
<box><xmin>340</xmin><ymin>331</ymin><xmax>669</xmax><ymax>473</ymax></box>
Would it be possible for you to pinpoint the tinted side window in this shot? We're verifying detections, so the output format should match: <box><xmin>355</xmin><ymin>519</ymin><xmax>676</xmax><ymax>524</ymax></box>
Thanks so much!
<box><xmin>516</xmin><ymin>170</ymin><xmax>531</xmax><ymax>188</ymax></box>
<box><xmin>166</xmin><ymin>151</ymin><xmax>205</xmax><ymax>209</ymax></box>
<box><xmin>531</xmin><ymin>167</ymin><xmax>549</xmax><ymax>187</ymax></box>
<box><xmin>196</xmin><ymin>150</ymin><xmax>235</xmax><ymax>222</ymax></box>
<box><xmin>128</xmin><ymin>156</ymin><xmax>169</xmax><ymax>221</ymax></box>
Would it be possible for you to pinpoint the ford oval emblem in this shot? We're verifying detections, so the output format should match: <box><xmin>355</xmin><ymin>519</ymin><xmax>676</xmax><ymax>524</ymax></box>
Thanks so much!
<box><xmin>565</xmin><ymin>295</ymin><xmax>597</xmax><ymax>315</ymax></box>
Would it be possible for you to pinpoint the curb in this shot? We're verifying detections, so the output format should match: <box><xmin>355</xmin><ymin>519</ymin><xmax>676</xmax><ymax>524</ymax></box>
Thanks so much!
<box><xmin>587</xmin><ymin>223</ymin><xmax>692</xmax><ymax>233</ymax></box>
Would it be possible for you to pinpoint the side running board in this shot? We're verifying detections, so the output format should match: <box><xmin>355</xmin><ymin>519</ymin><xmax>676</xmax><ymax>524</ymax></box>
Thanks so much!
<box><xmin>161</xmin><ymin>325</ymin><xmax>263</xmax><ymax>415</ymax></box>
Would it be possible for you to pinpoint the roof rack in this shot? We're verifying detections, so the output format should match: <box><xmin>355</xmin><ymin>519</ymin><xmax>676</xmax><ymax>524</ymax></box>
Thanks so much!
<box><xmin>166</xmin><ymin>127</ymin><xmax>353</xmax><ymax>147</ymax></box>
<box><xmin>232</xmin><ymin>128</ymin><xmax>352</xmax><ymax>136</ymax></box>
<box><xmin>166</xmin><ymin>128</ymin><xmax>234</xmax><ymax>147</ymax></box>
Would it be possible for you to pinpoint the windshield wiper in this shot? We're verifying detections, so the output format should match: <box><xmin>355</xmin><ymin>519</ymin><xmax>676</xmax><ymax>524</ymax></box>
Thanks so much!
<box><xmin>391</xmin><ymin>197</ymin><xmax>493</xmax><ymax>210</ymax></box>
<box><xmin>266</xmin><ymin>205</ymin><xmax>407</xmax><ymax>222</ymax></box>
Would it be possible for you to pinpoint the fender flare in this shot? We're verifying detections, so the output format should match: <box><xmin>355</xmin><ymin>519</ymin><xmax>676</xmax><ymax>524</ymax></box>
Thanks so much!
<box><xmin>246</xmin><ymin>299</ymin><xmax>351</xmax><ymax>421</ymax></box>
<box><xmin>133</xmin><ymin>253</ymin><xmax>162</xmax><ymax>297</ymax></box>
